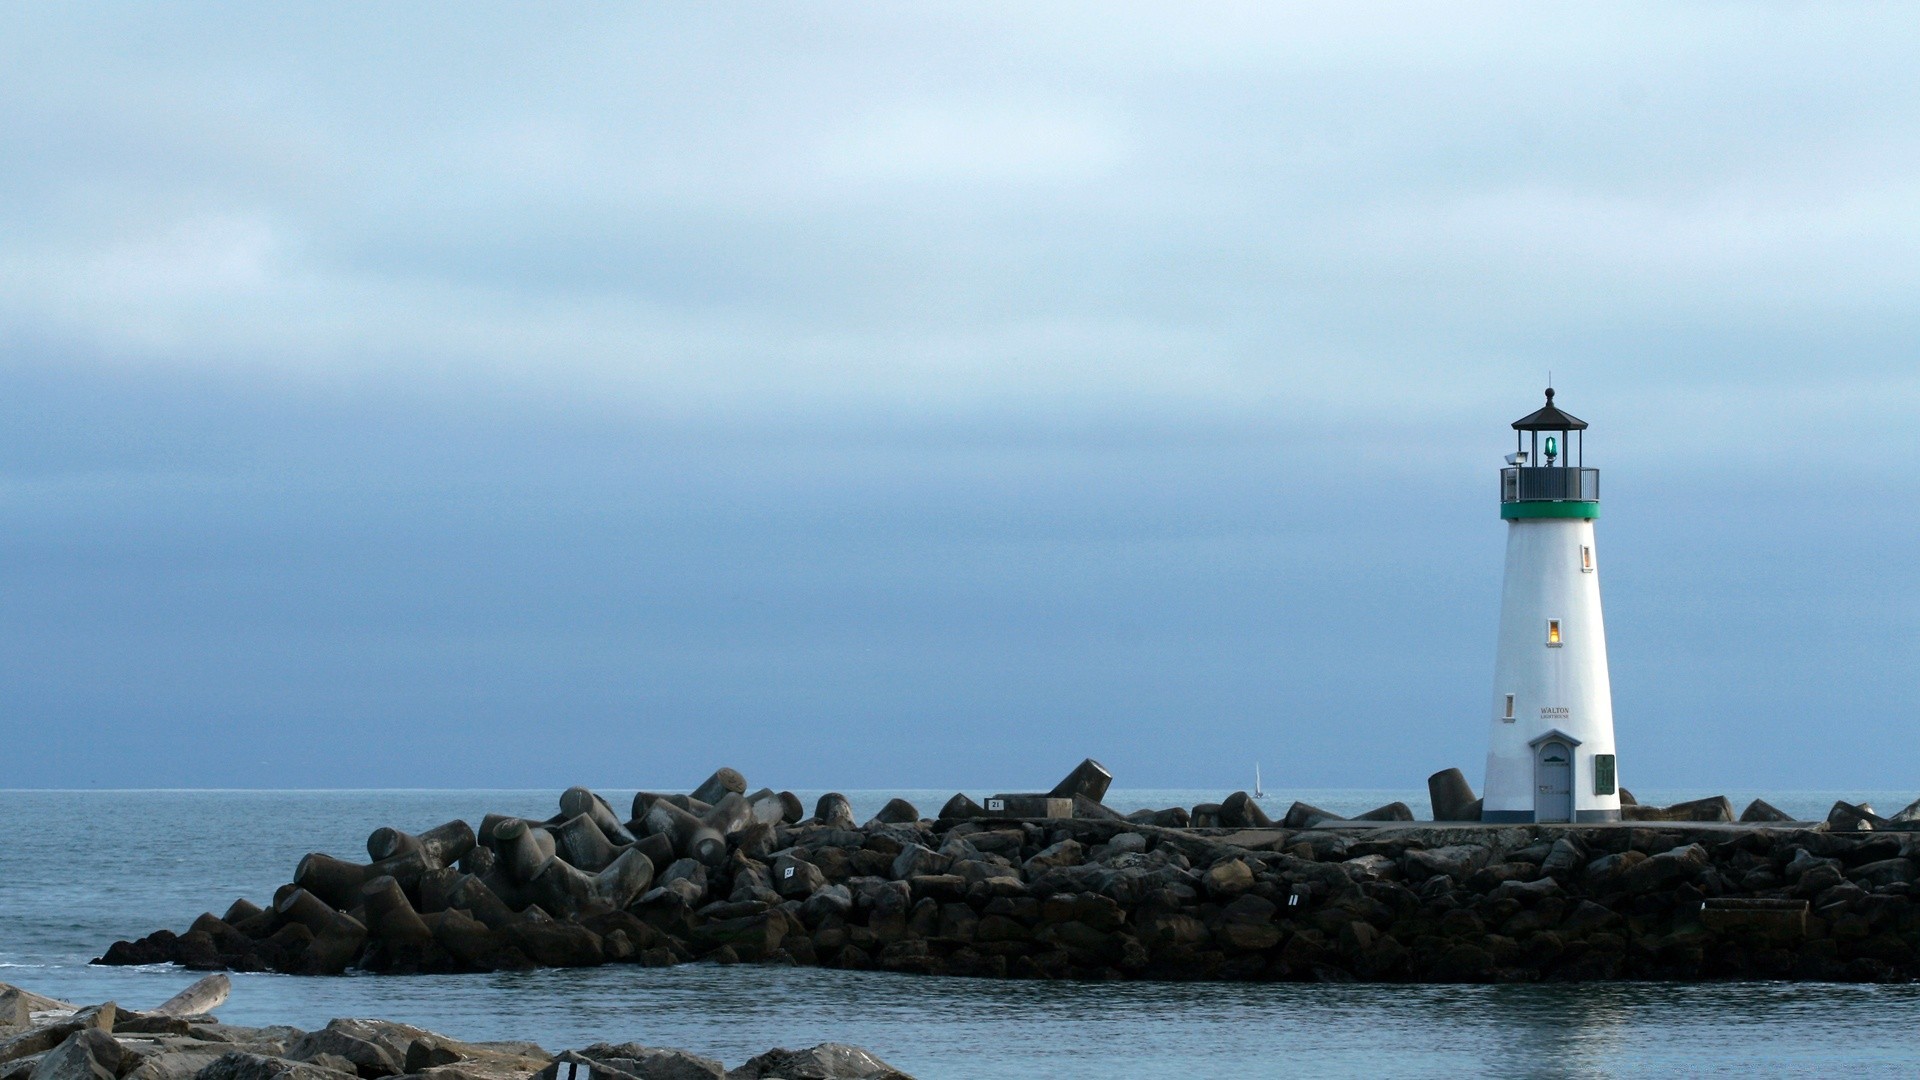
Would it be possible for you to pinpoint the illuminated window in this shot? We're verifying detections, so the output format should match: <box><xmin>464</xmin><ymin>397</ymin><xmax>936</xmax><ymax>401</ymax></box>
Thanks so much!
<box><xmin>1594</xmin><ymin>754</ymin><xmax>1617</xmax><ymax>796</ymax></box>
<box><xmin>1580</xmin><ymin>545</ymin><xmax>1594</xmax><ymax>572</ymax></box>
<box><xmin>1547</xmin><ymin>619</ymin><xmax>1562</xmax><ymax>647</ymax></box>
<box><xmin>1503</xmin><ymin>694</ymin><xmax>1516</xmax><ymax>721</ymax></box>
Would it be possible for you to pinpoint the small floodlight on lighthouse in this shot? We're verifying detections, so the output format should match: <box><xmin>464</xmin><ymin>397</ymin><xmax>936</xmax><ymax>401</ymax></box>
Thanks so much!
<box><xmin>1505</xmin><ymin>451</ymin><xmax>1530</xmax><ymax>467</ymax></box>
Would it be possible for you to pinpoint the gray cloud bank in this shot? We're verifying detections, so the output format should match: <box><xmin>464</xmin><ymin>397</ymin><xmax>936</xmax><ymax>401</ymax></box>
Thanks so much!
<box><xmin>0</xmin><ymin>4</ymin><xmax>1914</xmax><ymax>789</ymax></box>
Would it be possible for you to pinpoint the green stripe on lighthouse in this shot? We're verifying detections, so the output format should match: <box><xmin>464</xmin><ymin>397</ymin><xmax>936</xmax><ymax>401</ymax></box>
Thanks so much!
<box><xmin>1501</xmin><ymin>501</ymin><xmax>1600</xmax><ymax>520</ymax></box>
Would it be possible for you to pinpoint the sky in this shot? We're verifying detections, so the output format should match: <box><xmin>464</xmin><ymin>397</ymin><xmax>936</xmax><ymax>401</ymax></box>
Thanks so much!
<box><xmin>1</xmin><ymin>4</ymin><xmax>1915</xmax><ymax>794</ymax></box>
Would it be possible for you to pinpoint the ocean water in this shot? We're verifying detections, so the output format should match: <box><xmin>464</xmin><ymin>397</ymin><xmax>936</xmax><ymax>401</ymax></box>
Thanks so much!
<box><xmin>4</xmin><ymin>788</ymin><xmax>1920</xmax><ymax>1078</ymax></box>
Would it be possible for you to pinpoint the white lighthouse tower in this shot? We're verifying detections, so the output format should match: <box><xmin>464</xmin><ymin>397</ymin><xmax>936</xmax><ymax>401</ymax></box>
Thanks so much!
<box><xmin>1482</xmin><ymin>388</ymin><xmax>1620</xmax><ymax>823</ymax></box>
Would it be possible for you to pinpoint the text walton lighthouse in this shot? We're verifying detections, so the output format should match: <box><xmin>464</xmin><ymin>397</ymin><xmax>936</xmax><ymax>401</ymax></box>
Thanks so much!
<box><xmin>1482</xmin><ymin>388</ymin><xmax>1621</xmax><ymax>823</ymax></box>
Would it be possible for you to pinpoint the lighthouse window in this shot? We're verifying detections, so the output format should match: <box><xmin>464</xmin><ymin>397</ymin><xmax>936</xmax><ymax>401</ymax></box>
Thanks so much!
<box><xmin>1503</xmin><ymin>694</ymin><xmax>1516</xmax><ymax>721</ymax></box>
<box><xmin>1580</xmin><ymin>545</ymin><xmax>1594</xmax><ymax>572</ymax></box>
<box><xmin>1546</xmin><ymin>619</ymin><xmax>1562</xmax><ymax>646</ymax></box>
<box><xmin>1594</xmin><ymin>754</ymin><xmax>1617</xmax><ymax>796</ymax></box>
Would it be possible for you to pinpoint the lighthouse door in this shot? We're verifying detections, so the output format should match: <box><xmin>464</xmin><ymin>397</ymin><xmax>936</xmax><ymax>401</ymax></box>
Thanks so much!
<box><xmin>1535</xmin><ymin>741</ymin><xmax>1574</xmax><ymax>823</ymax></box>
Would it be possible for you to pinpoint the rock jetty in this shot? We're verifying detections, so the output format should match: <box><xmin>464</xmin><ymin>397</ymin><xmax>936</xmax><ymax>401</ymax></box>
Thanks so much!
<box><xmin>0</xmin><ymin>976</ymin><xmax>912</xmax><ymax>1080</ymax></box>
<box><xmin>96</xmin><ymin>764</ymin><xmax>1920</xmax><ymax>983</ymax></box>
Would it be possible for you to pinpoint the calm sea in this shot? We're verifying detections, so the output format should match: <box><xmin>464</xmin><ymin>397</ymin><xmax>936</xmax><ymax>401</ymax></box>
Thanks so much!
<box><xmin>4</xmin><ymin>788</ymin><xmax>1919</xmax><ymax>1078</ymax></box>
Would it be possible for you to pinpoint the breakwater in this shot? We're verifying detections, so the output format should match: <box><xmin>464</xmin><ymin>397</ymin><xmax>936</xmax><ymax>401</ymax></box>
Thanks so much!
<box><xmin>95</xmin><ymin>767</ymin><xmax>1920</xmax><ymax>983</ymax></box>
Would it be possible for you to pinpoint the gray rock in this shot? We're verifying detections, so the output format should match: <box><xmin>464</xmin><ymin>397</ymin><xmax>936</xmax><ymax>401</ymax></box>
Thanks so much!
<box><xmin>1490</xmin><ymin>876</ymin><xmax>1564</xmax><ymax>902</ymax></box>
<box><xmin>1539</xmin><ymin>837</ymin><xmax>1587</xmax><ymax>876</ymax></box>
<box><xmin>1581</xmin><ymin>850</ymin><xmax>1646</xmax><ymax>890</ymax></box>
<box><xmin>124</xmin><ymin>1049</ymin><xmax>230</xmax><ymax>1080</ymax></box>
<box><xmin>1740</xmin><ymin>799</ymin><xmax>1794</xmax><ymax>823</ymax></box>
<box><xmin>197</xmin><ymin>1053</ymin><xmax>357</xmax><ymax>1080</ymax></box>
<box><xmin>1829</xmin><ymin>801</ymin><xmax>1889</xmax><ymax>832</ymax></box>
<box><xmin>1784</xmin><ymin>849</ymin><xmax>1842</xmax><ymax>880</ymax></box>
<box><xmin>1351</xmin><ymin>802</ymin><xmax>1414</xmax><ymax>822</ymax></box>
<box><xmin>771</xmin><ymin>855</ymin><xmax>826</xmax><ymax>898</ymax></box>
<box><xmin>1891</xmin><ymin>797</ymin><xmax>1920</xmax><ymax>824</ymax></box>
<box><xmin>799</xmin><ymin>885</ymin><xmax>853</xmax><ymax>924</ymax></box>
<box><xmin>727</xmin><ymin>1043</ymin><xmax>913</xmax><ymax>1080</ymax></box>
<box><xmin>1340</xmin><ymin>854</ymin><xmax>1396</xmax><ymax>881</ymax></box>
<box><xmin>1401</xmin><ymin>845</ymin><xmax>1489</xmax><ymax>882</ymax></box>
<box><xmin>935</xmin><ymin>794</ymin><xmax>984</xmax><ymax>821</ymax></box>
<box><xmin>888</xmin><ymin>845</ymin><xmax>949</xmax><ymax>881</ymax></box>
<box><xmin>1851</xmin><ymin>858</ymin><xmax>1917</xmax><ymax>889</ymax></box>
<box><xmin>1427</xmin><ymin>769</ymin><xmax>1479</xmax><ymax>822</ymax></box>
<box><xmin>1201</xmin><ymin>859</ymin><xmax>1254</xmax><ymax>898</ymax></box>
<box><xmin>866</xmin><ymin>800</ymin><xmax>920</xmax><ymax>827</ymax></box>
<box><xmin>150</xmin><ymin>974</ymin><xmax>230</xmax><ymax>1021</ymax></box>
<box><xmin>812</xmin><ymin>795</ymin><xmax>855</xmax><ymax>831</ymax></box>
<box><xmin>538</xmin><ymin>1045</ymin><xmax>725</xmax><ymax>1080</ymax></box>
<box><xmin>690</xmin><ymin>769</ymin><xmax>747</xmax><ymax>807</ymax></box>
<box><xmin>0</xmin><ymin>995</ymin><xmax>28</xmax><ymax>1035</ymax></box>
<box><xmin>27</xmin><ymin>1030</ymin><xmax>128</xmax><ymax>1080</ymax></box>
<box><xmin>285</xmin><ymin>1029</ymin><xmax>401</xmax><ymax>1078</ymax></box>
<box><xmin>1020</xmin><ymin>840</ymin><xmax>1083</xmax><ymax>875</ymax></box>
<box><xmin>1618</xmin><ymin>844</ymin><xmax>1707</xmax><ymax>894</ymax></box>
<box><xmin>1282</xmin><ymin>802</ymin><xmax>1342</xmax><ymax>829</ymax></box>
<box><xmin>1218</xmin><ymin>792</ymin><xmax>1273</xmax><ymax>828</ymax></box>
<box><xmin>1046</xmin><ymin>759</ymin><xmax>1113</xmax><ymax>804</ymax></box>
<box><xmin>0</xmin><ymin>1005</ymin><xmax>117</xmax><ymax>1067</ymax></box>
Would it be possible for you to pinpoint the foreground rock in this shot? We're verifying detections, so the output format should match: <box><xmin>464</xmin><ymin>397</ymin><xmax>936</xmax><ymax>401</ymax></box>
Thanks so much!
<box><xmin>95</xmin><ymin>767</ymin><xmax>1920</xmax><ymax>984</ymax></box>
<box><xmin>0</xmin><ymin>978</ymin><xmax>911</xmax><ymax>1080</ymax></box>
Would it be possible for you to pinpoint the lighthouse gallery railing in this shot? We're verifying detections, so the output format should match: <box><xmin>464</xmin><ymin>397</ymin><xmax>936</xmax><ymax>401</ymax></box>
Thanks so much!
<box><xmin>1501</xmin><ymin>467</ymin><xmax>1599</xmax><ymax>503</ymax></box>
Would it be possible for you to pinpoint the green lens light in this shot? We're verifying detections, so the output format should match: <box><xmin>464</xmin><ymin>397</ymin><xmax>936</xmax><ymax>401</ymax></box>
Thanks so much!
<box><xmin>1545</xmin><ymin>436</ymin><xmax>1558</xmax><ymax>458</ymax></box>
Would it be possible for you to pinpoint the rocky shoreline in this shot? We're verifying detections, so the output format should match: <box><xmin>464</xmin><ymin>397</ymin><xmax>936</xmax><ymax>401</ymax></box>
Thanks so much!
<box><xmin>0</xmin><ymin>977</ymin><xmax>910</xmax><ymax>1080</ymax></box>
<box><xmin>96</xmin><ymin>764</ymin><xmax>1920</xmax><ymax>983</ymax></box>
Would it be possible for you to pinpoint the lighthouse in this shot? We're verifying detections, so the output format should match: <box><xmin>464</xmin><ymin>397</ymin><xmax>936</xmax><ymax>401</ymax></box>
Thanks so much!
<box><xmin>1482</xmin><ymin>388</ymin><xmax>1620</xmax><ymax>823</ymax></box>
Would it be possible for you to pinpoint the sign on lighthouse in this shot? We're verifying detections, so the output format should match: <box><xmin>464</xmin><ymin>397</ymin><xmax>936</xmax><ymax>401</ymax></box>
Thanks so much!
<box><xmin>1482</xmin><ymin>388</ymin><xmax>1620</xmax><ymax>823</ymax></box>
